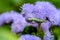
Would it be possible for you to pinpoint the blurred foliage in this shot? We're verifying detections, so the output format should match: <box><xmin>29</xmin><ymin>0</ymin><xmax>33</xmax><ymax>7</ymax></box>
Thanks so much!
<box><xmin>0</xmin><ymin>0</ymin><xmax>60</xmax><ymax>40</ymax></box>
<box><xmin>0</xmin><ymin>0</ymin><xmax>60</xmax><ymax>13</ymax></box>
<box><xmin>22</xmin><ymin>26</ymin><xmax>37</xmax><ymax>35</ymax></box>
<box><xmin>50</xmin><ymin>26</ymin><xmax>60</xmax><ymax>40</ymax></box>
<box><xmin>44</xmin><ymin>0</ymin><xmax>60</xmax><ymax>8</ymax></box>
<box><xmin>22</xmin><ymin>26</ymin><xmax>44</xmax><ymax>39</ymax></box>
<box><xmin>0</xmin><ymin>24</ymin><xmax>18</xmax><ymax>40</ymax></box>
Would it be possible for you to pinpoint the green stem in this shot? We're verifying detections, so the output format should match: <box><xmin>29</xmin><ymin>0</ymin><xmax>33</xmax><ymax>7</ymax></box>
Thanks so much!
<box><xmin>37</xmin><ymin>23</ymin><xmax>41</xmax><ymax>33</ymax></box>
<box><xmin>36</xmin><ymin>23</ymin><xmax>44</xmax><ymax>39</ymax></box>
<box><xmin>36</xmin><ymin>23</ymin><xmax>41</xmax><ymax>37</ymax></box>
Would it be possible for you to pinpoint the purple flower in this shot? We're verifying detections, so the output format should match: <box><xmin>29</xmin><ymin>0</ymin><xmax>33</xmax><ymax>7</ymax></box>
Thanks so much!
<box><xmin>21</xmin><ymin>4</ymin><xmax>34</xmax><ymax>13</ymax></box>
<box><xmin>34</xmin><ymin>1</ymin><xmax>60</xmax><ymax>25</ymax></box>
<box><xmin>47</xmin><ymin>12</ymin><xmax>60</xmax><ymax>25</ymax></box>
<box><xmin>21</xmin><ymin>1</ymin><xmax>60</xmax><ymax>25</ymax></box>
<box><xmin>34</xmin><ymin>1</ymin><xmax>55</xmax><ymax>19</ymax></box>
<box><xmin>0</xmin><ymin>15</ymin><xmax>5</xmax><ymax>26</ymax></box>
<box><xmin>41</xmin><ymin>20</ymin><xmax>51</xmax><ymax>33</ymax></box>
<box><xmin>19</xmin><ymin>34</ymin><xmax>41</xmax><ymax>40</ymax></box>
<box><xmin>10</xmin><ymin>11</ymin><xmax>28</xmax><ymax>33</ymax></box>
<box><xmin>21</xmin><ymin>4</ymin><xmax>38</xmax><ymax>28</ymax></box>
<box><xmin>21</xmin><ymin>4</ymin><xmax>35</xmax><ymax>19</ymax></box>
<box><xmin>43</xmin><ymin>32</ymin><xmax>54</xmax><ymax>40</ymax></box>
<box><xmin>0</xmin><ymin>11</ymin><xmax>28</xmax><ymax>33</ymax></box>
<box><xmin>1</xmin><ymin>12</ymin><xmax>12</xmax><ymax>23</ymax></box>
<box><xmin>0</xmin><ymin>12</ymin><xmax>12</xmax><ymax>26</ymax></box>
<box><xmin>41</xmin><ymin>21</ymin><xmax>54</xmax><ymax>40</ymax></box>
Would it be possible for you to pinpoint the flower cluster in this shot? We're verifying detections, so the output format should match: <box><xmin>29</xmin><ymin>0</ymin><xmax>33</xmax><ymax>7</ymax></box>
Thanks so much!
<box><xmin>0</xmin><ymin>1</ymin><xmax>60</xmax><ymax>40</ymax></box>
<box><xmin>21</xmin><ymin>1</ymin><xmax>60</xmax><ymax>25</ymax></box>
<box><xmin>0</xmin><ymin>12</ymin><xmax>12</xmax><ymax>25</ymax></box>
<box><xmin>21</xmin><ymin>1</ymin><xmax>60</xmax><ymax>40</ymax></box>
<box><xmin>0</xmin><ymin>11</ymin><xmax>28</xmax><ymax>33</ymax></box>
<box><xmin>19</xmin><ymin>34</ymin><xmax>41</xmax><ymax>40</ymax></box>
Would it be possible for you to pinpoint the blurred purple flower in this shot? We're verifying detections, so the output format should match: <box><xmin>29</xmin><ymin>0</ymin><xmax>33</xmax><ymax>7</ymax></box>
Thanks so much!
<box><xmin>0</xmin><ymin>15</ymin><xmax>5</xmax><ymax>26</ymax></box>
<box><xmin>21</xmin><ymin>1</ymin><xmax>60</xmax><ymax>25</ymax></box>
<box><xmin>0</xmin><ymin>11</ymin><xmax>28</xmax><ymax>33</ymax></box>
<box><xmin>21</xmin><ymin>4</ymin><xmax>34</xmax><ymax>13</ymax></box>
<box><xmin>41</xmin><ymin>21</ymin><xmax>54</xmax><ymax>40</ymax></box>
<box><xmin>1</xmin><ymin>12</ymin><xmax>12</xmax><ymax>23</ymax></box>
<box><xmin>10</xmin><ymin>11</ymin><xmax>28</xmax><ymax>33</ymax></box>
<box><xmin>43</xmin><ymin>32</ymin><xmax>54</xmax><ymax>40</ymax></box>
<box><xmin>21</xmin><ymin>4</ymin><xmax>35</xmax><ymax>19</ymax></box>
<box><xmin>34</xmin><ymin>1</ymin><xmax>60</xmax><ymax>25</ymax></box>
<box><xmin>0</xmin><ymin>12</ymin><xmax>12</xmax><ymax>26</ymax></box>
<box><xmin>41</xmin><ymin>21</ymin><xmax>51</xmax><ymax>33</ymax></box>
<box><xmin>21</xmin><ymin>3</ymin><xmax>39</xmax><ymax>28</ymax></box>
<box><xmin>0</xmin><ymin>11</ymin><xmax>19</xmax><ymax>25</ymax></box>
<box><xmin>19</xmin><ymin>34</ymin><xmax>41</xmax><ymax>40</ymax></box>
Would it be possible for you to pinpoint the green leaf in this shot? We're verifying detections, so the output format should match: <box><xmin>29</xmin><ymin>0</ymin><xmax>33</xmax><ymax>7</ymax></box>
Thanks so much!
<box><xmin>51</xmin><ymin>26</ymin><xmax>60</xmax><ymax>40</ymax></box>
<box><xmin>53</xmin><ymin>27</ymin><xmax>60</xmax><ymax>40</ymax></box>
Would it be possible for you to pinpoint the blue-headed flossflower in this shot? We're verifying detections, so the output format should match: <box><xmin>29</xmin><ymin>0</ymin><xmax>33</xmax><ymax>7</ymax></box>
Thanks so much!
<box><xmin>0</xmin><ymin>12</ymin><xmax>12</xmax><ymax>26</ymax></box>
<box><xmin>41</xmin><ymin>20</ymin><xmax>54</xmax><ymax>40</ymax></box>
<box><xmin>10</xmin><ymin>11</ymin><xmax>28</xmax><ymax>33</ymax></box>
<box><xmin>34</xmin><ymin>1</ymin><xmax>60</xmax><ymax>25</ymax></box>
<box><xmin>0</xmin><ymin>15</ymin><xmax>5</xmax><ymax>26</ymax></box>
<box><xmin>19</xmin><ymin>34</ymin><xmax>41</xmax><ymax>40</ymax></box>
<box><xmin>0</xmin><ymin>11</ymin><xmax>28</xmax><ymax>33</ymax></box>
<box><xmin>21</xmin><ymin>3</ymin><xmax>35</xmax><ymax>19</ymax></box>
<box><xmin>21</xmin><ymin>2</ymin><xmax>60</xmax><ymax>40</ymax></box>
<box><xmin>21</xmin><ymin>1</ymin><xmax>60</xmax><ymax>25</ymax></box>
<box><xmin>1</xmin><ymin>12</ymin><xmax>12</xmax><ymax>23</ymax></box>
<box><xmin>21</xmin><ymin>4</ymin><xmax>38</xmax><ymax>28</ymax></box>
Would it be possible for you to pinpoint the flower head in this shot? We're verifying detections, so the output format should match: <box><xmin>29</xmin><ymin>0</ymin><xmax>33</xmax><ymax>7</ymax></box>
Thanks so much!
<box><xmin>0</xmin><ymin>15</ymin><xmax>5</xmax><ymax>26</ymax></box>
<box><xmin>19</xmin><ymin>34</ymin><xmax>41</xmax><ymax>40</ymax></box>
<box><xmin>1</xmin><ymin>12</ymin><xmax>12</xmax><ymax>23</ymax></box>
<box><xmin>0</xmin><ymin>12</ymin><xmax>12</xmax><ymax>25</ymax></box>
<box><xmin>10</xmin><ymin>12</ymin><xmax>28</xmax><ymax>33</ymax></box>
<box><xmin>34</xmin><ymin>1</ymin><xmax>60</xmax><ymax>25</ymax></box>
<box><xmin>41</xmin><ymin>20</ymin><xmax>51</xmax><ymax>33</ymax></box>
<box><xmin>21</xmin><ymin>4</ymin><xmax>35</xmax><ymax>19</ymax></box>
<box><xmin>41</xmin><ymin>21</ymin><xmax>53</xmax><ymax>40</ymax></box>
<box><xmin>21</xmin><ymin>4</ymin><xmax>34</xmax><ymax>13</ymax></box>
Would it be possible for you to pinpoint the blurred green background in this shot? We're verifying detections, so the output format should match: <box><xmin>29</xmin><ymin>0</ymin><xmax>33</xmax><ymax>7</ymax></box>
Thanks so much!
<box><xmin>0</xmin><ymin>0</ymin><xmax>60</xmax><ymax>40</ymax></box>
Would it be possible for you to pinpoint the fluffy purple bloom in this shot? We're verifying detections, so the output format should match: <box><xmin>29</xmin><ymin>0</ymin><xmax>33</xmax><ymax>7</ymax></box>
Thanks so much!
<box><xmin>21</xmin><ymin>1</ymin><xmax>60</xmax><ymax>25</ymax></box>
<box><xmin>10</xmin><ymin>11</ymin><xmax>28</xmax><ymax>33</ymax></box>
<box><xmin>21</xmin><ymin>2</ymin><xmax>60</xmax><ymax>40</ymax></box>
<box><xmin>47</xmin><ymin>11</ymin><xmax>60</xmax><ymax>25</ymax></box>
<box><xmin>21</xmin><ymin>4</ymin><xmax>34</xmax><ymax>13</ymax></box>
<box><xmin>0</xmin><ymin>11</ymin><xmax>19</xmax><ymax>25</ymax></box>
<box><xmin>34</xmin><ymin>1</ymin><xmax>56</xmax><ymax>18</ymax></box>
<box><xmin>0</xmin><ymin>11</ymin><xmax>28</xmax><ymax>33</ymax></box>
<box><xmin>21</xmin><ymin>4</ymin><xmax>35</xmax><ymax>19</ymax></box>
<box><xmin>1</xmin><ymin>12</ymin><xmax>12</xmax><ymax>23</ymax></box>
<box><xmin>11</xmin><ymin>22</ymin><xmax>27</xmax><ymax>33</ymax></box>
<box><xmin>43</xmin><ymin>32</ymin><xmax>54</xmax><ymax>40</ymax></box>
<box><xmin>0</xmin><ymin>12</ymin><xmax>12</xmax><ymax>26</ymax></box>
<box><xmin>34</xmin><ymin>1</ymin><xmax>60</xmax><ymax>25</ymax></box>
<box><xmin>41</xmin><ymin>21</ymin><xmax>54</xmax><ymax>40</ymax></box>
<box><xmin>41</xmin><ymin>21</ymin><xmax>51</xmax><ymax>33</ymax></box>
<box><xmin>21</xmin><ymin>4</ymin><xmax>38</xmax><ymax>28</ymax></box>
<box><xmin>19</xmin><ymin>34</ymin><xmax>41</xmax><ymax>40</ymax></box>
